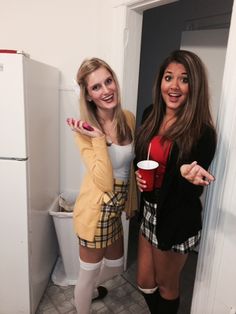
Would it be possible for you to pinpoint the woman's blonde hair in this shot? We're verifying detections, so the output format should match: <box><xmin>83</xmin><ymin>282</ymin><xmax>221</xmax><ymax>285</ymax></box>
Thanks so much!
<box><xmin>76</xmin><ymin>57</ymin><xmax>132</xmax><ymax>143</ymax></box>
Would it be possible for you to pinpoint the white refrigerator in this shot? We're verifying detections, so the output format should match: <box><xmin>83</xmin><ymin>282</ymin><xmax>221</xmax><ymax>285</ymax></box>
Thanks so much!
<box><xmin>0</xmin><ymin>52</ymin><xmax>60</xmax><ymax>314</ymax></box>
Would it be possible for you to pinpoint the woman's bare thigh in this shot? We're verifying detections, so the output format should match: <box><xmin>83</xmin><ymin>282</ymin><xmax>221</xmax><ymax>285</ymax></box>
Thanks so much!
<box><xmin>152</xmin><ymin>248</ymin><xmax>188</xmax><ymax>298</ymax></box>
<box><xmin>137</xmin><ymin>233</ymin><xmax>157</xmax><ymax>288</ymax></box>
<box><xmin>105</xmin><ymin>236</ymin><xmax>124</xmax><ymax>259</ymax></box>
<box><xmin>79</xmin><ymin>236</ymin><xmax>124</xmax><ymax>263</ymax></box>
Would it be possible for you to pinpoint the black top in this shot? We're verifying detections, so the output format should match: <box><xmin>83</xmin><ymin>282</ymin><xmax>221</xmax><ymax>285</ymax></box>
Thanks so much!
<box><xmin>138</xmin><ymin>105</ymin><xmax>216</xmax><ymax>250</ymax></box>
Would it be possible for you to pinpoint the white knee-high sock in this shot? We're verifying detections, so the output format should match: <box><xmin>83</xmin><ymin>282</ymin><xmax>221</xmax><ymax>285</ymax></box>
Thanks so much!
<box><xmin>74</xmin><ymin>259</ymin><xmax>102</xmax><ymax>314</ymax></box>
<box><xmin>96</xmin><ymin>256</ymin><xmax>124</xmax><ymax>286</ymax></box>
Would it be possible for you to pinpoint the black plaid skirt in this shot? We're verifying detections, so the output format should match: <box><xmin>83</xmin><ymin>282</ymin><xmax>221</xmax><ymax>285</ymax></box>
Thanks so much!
<box><xmin>140</xmin><ymin>200</ymin><xmax>201</xmax><ymax>254</ymax></box>
<box><xmin>78</xmin><ymin>179</ymin><xmax>128</xmax><ymax>249</ymax></box>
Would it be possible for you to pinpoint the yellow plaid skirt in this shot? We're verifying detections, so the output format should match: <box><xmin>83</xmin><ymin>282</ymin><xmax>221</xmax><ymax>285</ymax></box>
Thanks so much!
<box><xmin>78</xmin><ymin>179</ymin><xmax>128</xmax><ymax>249</ymax></box>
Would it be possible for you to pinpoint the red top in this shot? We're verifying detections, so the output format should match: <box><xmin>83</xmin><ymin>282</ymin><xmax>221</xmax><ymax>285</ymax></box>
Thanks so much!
<box><xmin>149</xmin><ymin>136</ymin><xmax>172</xmax><ymax>188</ymax></box>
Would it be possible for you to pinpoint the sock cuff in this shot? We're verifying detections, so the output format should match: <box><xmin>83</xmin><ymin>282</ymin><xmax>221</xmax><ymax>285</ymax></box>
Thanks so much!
<box><xmin>79</xmin><ymin>258</ymin><xmax>102</xmax><ymax>271</ymax></box>
<box><xmin>138</xmin><ymin>286</ymin><xmax>159</xmax><ymax>294</ymax></box>
<box><xmin>103</xmin><ymin>256</ymin><xmax>124</xmax><ymax>267</ymax></box>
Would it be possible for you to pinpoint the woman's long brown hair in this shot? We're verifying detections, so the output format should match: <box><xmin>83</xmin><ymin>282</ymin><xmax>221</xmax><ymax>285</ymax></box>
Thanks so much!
<box><xmin>135</xmin><ymin>50</ymin><xmax>216</xmax><ymax>162</ymax></box>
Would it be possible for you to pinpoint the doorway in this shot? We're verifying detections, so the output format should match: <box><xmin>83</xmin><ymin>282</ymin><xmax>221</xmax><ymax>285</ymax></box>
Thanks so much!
<box><xmin>120</xmin><ymin>0</ymin><xmax>234</xmax><ymax>313</ymax></box>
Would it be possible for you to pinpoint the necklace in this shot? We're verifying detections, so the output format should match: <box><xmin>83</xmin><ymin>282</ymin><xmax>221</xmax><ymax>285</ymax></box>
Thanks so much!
<box><xmin>103</xmin><ymin>123</ymin><xmax>116</xmax><ymax>146</ymax></box>
<box><xmin>106</xmin><ymin>137</ymin><xmax>113</xmax><ymax>146</ymax></box>
<box><xmin>97</xmin><ymin>115</ymin><xmax>116</xmax><ymax>146</ymax></box>
<box><xmin>104</xmin><ymin>128</ymin><xmax>114</xmax><ymax>146</ymax></box>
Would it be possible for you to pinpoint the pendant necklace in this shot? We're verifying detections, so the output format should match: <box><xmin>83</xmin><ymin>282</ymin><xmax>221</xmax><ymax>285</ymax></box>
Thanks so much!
<box><xmin>106</xmin><ymin>137</ymin><xmax>113</xmax><ymax>146</ymax></box>
<box><xmin>103</xmin><ymin>123</ymin><xmax>116</xmax><ymax>146</ymax></box>
<box><xmin>98</xmin><ymin>115</ymin><xmax>115</xmax><ymax>146</ymax></box>
<box><xmin>104</xmin><ymin>127</ymin><xmax>114</xmax><ymax>146</ymax></box>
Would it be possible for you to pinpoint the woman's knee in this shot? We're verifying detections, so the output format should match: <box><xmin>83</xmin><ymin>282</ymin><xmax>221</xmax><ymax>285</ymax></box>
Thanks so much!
<box><xmin>137</xmin><ymin>272</ymin><xmax>157</xmax><ymax>289</ymax></box>
<box><xmin>157</xmin><ymin>277</ymin><xmax>179</xmax><ymax>299</ymax></box>
<box><xmin>79</xmin><ymin>245</ymin><xmax>105</xmax><ymax>263</ymax></box>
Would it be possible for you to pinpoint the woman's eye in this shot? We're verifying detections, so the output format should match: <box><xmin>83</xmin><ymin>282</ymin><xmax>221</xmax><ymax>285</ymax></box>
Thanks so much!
<box><xmin>164</xmin><ymin>75</ymin><xmax>172</xmax><ymax>82</ymax></box>
<box><xmin>106</xmin><ymin>77</ymin><xmax>113</xmax><ymax>85</ymax></box>
<box><xmin>181</xmin><ymin>77</ymin><xmax>189</xmax><ymax>84</ymax></box>
<box><xmin>92</xmin><ymin>84</ymin><xmax>100</xmax><ymax>91</ymax></box>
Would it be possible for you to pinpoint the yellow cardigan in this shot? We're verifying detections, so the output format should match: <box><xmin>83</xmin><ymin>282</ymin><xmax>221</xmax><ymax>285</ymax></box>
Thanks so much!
<box><xmin>73</xmin><ymin>110</ymin><xmax>138</xmax><ymax>241</ymax></box>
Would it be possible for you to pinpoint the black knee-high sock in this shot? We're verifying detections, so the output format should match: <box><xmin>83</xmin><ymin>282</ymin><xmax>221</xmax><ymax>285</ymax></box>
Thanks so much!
<box><xmin>157</xmin><ymin>294</ymin><xmax>180</xmax><ymax>314</ymax></box>
<box><xmin>141</xmin><ymin>289</ymin><xmax>160</xmax><ymax>314</ymax></box>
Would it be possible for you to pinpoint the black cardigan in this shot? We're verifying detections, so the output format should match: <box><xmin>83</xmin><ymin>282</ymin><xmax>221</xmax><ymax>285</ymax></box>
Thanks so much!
<box><xmin>139</xmin><ymin>106</ymin><xmax>216</xmax><ymax>250</ymax></box>
<box><xmin>153</xmin><ymin>126</ymin><xmax>216</xmax><ymax>250</ymax></box>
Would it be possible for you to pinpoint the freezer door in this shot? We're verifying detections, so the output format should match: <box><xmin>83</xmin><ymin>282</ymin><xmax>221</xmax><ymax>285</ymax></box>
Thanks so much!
<box><xmin>0</xmin><ymin>54</ymin><xmax>27</xmax><ymax>158</ymax></box>
<box><xmin>0</xmin><ymin>160</ymin><xmax>30</xmax><ymax>314</ymax></box>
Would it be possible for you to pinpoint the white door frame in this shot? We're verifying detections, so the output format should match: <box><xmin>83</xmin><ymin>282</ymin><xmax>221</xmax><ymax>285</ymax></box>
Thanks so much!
<box><xmin>112</xmin><ymin>0</ymin><xmax>236</xmax><ymax>312</ymax></box>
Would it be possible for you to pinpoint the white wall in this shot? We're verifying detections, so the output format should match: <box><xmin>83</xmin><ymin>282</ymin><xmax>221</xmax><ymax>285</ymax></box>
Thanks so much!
<box><xmin>1</xmin><ymin>0</ymin><xmax>122</xmax><ymax>193</ymax></box>
<box><xmin>191</xmin><ymin>1</ymin><xmax>236</xmax><ymax>312</ymax></box>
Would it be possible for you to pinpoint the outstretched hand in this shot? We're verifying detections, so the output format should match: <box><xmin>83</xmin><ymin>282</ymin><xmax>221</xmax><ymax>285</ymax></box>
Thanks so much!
<box><xmin>180</xmin><ymin>161</ymin><xmax>215</xmax><ymax>186</ymax></box>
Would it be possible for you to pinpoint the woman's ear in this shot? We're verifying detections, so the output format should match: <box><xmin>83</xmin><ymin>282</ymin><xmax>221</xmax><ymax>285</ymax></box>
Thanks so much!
<box><xmin>86</xmin><ymin>89</ymin><xmax>93</xmax><ymax>102</ymax></box>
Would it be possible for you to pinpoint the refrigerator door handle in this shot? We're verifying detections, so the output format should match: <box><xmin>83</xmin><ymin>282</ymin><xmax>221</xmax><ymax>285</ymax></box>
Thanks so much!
<box><xmin>0</xmin><ymin>157</ymin><xmax>28</xmax><ymax>161</ymax></box>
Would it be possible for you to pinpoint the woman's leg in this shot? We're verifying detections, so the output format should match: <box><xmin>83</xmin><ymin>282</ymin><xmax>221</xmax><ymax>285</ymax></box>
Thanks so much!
<box><xmin>74</xmin><ymin>237</ymin><xmax>124</xmax><ymax>313</ymax></box>
<box><xmin>137</xmin><ymin>233</ymin><xmax>156</xmax><ymax>287</ymax></box>
<box><xmin>137</xmin><ymin>234</ymin><xmax>159</xmax><ymax>313</ymax></box>
<box><xmin>153</xmin><ymin>248</ymin><xmax>188</xmax><ymax>313</ymax></box>
<box><xmin>74</xmin><ymin>245</ymin><xmax>105</xmax><ymax>314</ymax></box>
<box><xmin>96</xmin><ymin>236</ymin><xmax>124</xmax><ymax>286</ymax></box>
<box><xmin>153</xmin><ymin>248</ymin><xmax>188</xmax><ymax>299</ymax></box>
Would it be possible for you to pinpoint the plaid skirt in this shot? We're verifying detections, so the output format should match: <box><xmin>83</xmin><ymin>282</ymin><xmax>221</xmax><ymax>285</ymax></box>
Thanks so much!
<box><xmin>140</xmin><ymin>199</ymin><xmax>201</xmax><ymax>254</ymax></box>
<box><xmin>78</xmin><ymin>179</ymin><xmax>128</xmax><ymax>249</ymax></box>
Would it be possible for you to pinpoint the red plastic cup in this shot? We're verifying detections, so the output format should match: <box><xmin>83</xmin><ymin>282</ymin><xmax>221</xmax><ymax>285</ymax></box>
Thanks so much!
<box><xmin>137</xmin><ymin>160</ymin><xmax>159</xmax><ymax>191</ymax></box>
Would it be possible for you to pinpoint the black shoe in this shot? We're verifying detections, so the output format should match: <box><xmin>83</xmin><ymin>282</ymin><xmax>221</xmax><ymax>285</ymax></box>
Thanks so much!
<box><xmin>92</xmin><ymin>286</ymin><xmax>108</xmax><ymax>302</ymax></box>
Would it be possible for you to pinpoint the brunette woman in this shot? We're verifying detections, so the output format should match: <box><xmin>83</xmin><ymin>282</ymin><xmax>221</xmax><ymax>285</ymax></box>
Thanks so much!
<box><xmin>135</xmin><ymin>50</ymin><xmax>216</xmax><ymax>314</ymax></box>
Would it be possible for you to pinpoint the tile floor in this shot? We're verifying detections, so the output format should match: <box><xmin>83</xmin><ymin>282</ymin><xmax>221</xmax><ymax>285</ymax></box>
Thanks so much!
<box><xmin>36</xmin><ymin>217</ymin><xmax>198</xmax><ymax>314</ymax></box>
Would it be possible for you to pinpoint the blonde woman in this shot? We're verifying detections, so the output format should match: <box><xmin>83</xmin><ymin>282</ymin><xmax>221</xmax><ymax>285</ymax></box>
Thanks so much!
<box><xmin>67</xmin><ymin>58</ymin><xmax>137</xmax><ymax>313</ymax></box>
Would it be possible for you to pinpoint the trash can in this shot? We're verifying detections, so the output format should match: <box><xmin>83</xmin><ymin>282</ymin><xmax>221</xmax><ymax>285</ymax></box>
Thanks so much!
<box><xmin>49</xmin><ymin>192</ymin><xmax>79</xmax><ymax>286</ymax></box>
